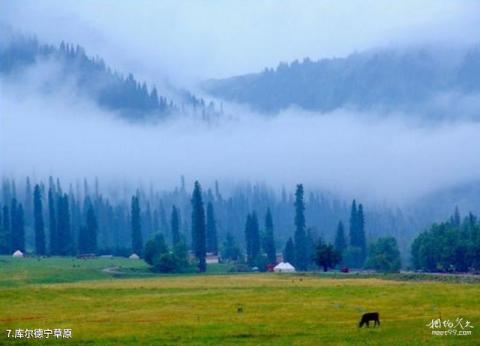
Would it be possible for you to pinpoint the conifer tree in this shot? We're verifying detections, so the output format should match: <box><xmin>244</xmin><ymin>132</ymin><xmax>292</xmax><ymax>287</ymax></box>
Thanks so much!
<box><xmin>206</xmin><ymin>202</ymin><xmax>218</xmax><ymax>254</ymax></box>
<box><xmin>294</xmin><ymin>184</ymin><xmax>308</xmax><ymax>270</ymax></box>
<box><xmin>33</xmin><ymin>184</ymin><xmax>46</xmax><ymax>255</ymax></box>
<box><xmin>131</xmin><ymin>195</ymin><xmax>143</xmax><ymax>256</ymax></box>
<box><xmin>245</xmin><ymin>212</ymin><xmax>261</xmax><ymax>266</ymax></box>
<box><xmin>86</xmin><ymin>205</ymin><xmax>98</xmax><ymax>253</ymax></box>
<box><xmin>348</xmin><ymin>200</ymin><xmax>367</xmax><ymax>267</ymax></box>
<box><xmin>48</xmin><ymin>188</ymin><xmax>57</xmax><ymax>255</ymax></box>
<box><xmin>57</xmin><ymin>194</ymin><xmax>72</xmax><ymax>256</ymax></box>
<box><xmin>170</xmin><ymin>205</ymin><xmax>180</xmax><ymax>247</ymax></box>
<box><xmin>263</xmin><ymin>208</ymin><xmax>276</xmax><ymax>264</ymax></box>
<box><xmin>349</xmin><ymin>200</ymin><xmax>358</xmax><ymax>247</ymax></box>
<box><xmin>284</xmin><ymin>237</ymin><xmax>295</xmax><ymax>264</ymax></box>
<box><xmin>357</xmin><ymin>204</ymin><xmax>366</xmax><ymax>263</ymax></box>
<box><xmin>244</xmin><ymin>214</ymin><xmax>253</xmax><ymax>263</ymax></box>
<box><xmin>250</xmin><ymin>212</ymin><xmax>260</xmax><ymax>261</ymax></box>
<box><xmin>24</xmin><ymin>177</ymin><xmax>32</xmax><ymax>227</ymax></box>
<box><xmin>11</xmin><ymin>199</ymin><xmax>25</xmax><ymax>252</ymax></box>
<box><xmin>0</xmin><ymin>205</ymin><xmax>10</xmax><ymax>254</ymax></box>
<box><xmin>334</xmin><ymin>221</ymin><xmax>347</xmax><ymax>254</ymax></box>
<box><xmin>191</xmin><ymin>181</ymin><xmax>206</xmax><ymax>272</ymax></box>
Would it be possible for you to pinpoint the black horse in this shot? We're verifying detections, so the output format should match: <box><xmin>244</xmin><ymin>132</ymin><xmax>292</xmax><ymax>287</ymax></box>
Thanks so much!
<box><xmin>359</xmin><ymin>312</ymin><xmax>380</xmax><ymax>328</ymax></box>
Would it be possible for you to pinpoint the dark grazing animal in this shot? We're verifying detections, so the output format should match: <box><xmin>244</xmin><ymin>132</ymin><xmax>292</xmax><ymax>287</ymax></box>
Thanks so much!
<box><xmin>358</xmin><ymin>312</ymin><xmax>380</xmax><ymax>328</ymax></box>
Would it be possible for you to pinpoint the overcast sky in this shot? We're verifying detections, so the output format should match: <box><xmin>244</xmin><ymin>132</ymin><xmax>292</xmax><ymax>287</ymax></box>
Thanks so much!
<box><xmin>1</xmin><ymin>0</ymin><xmax>480</xmax><ymax>85</ymax></box>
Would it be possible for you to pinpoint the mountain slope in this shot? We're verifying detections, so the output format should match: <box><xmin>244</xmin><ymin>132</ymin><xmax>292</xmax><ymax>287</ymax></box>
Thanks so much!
<box><xmin>204</xmin><ymin>47</ymin><xmax>480</xmax><ymax>114</ymax></box>
<box><xmin>0</xmin><ymin>28</ymin><xmax>219</xmax><ymax>121</ymax></box>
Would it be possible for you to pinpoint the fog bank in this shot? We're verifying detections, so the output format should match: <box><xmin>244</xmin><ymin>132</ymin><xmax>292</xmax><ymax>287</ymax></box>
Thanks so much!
<box><xmin>2</xmin><ymin>78</ymin><xmax>480</xmax><ymax>204</ymax></box>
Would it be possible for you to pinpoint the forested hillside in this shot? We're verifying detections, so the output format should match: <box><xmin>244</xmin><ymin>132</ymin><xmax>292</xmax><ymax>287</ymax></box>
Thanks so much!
<box><xmin>0</xmin><ymin>28</ymin><xmax>220</xmax><ymax>121</ymax></box>
<box><xmin>204</xmin><ymin>47</ymin><xmax>480</xmax><ymax>114</ymax></box>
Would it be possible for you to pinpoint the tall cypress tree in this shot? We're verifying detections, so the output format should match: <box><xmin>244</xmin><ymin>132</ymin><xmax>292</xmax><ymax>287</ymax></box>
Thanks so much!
<box><xmin>334</xmin><ymin>221</ymin><xmax>347</xmax><ymax>254</ymax></box>
<box><xmin>250</xmin><ymin>212</ymin><xmax>260</xmax><ymax>261</ymax></box>
<box><xmin>284</xmin><ymin>237</ymin><xmax>295</xmax><ymax>264</ymax></box>
<box><xmin>10</xmin><ymin>199</ymin><xmax>17</xmax><ymax>251</ymax></box>
<box><xmin>33</xmin><ymin>185</ymin><xmax>46</xmax><ymax>255</ymax></box>
<box><xmin>245</xmin><ymin>212</ymin><xmax>261</xmax><ymax>266</ymax></box>
<box><xmin>206</xmin><ymin>202</ymin><xmax>218</xmax><ymax>254</ymax></box>
<box><xmin>0</xmin><ymin>208</ymin><xmax>3</xmax><ymax>253</ymax></box>
<box><xmin>57</xmin><ymin>194</ymin><xmax>72</xmax><ymax>256</ymax></box>
<box><xmin>48</xmin><ymin>188</ymin><xmax>57</xmax><ymax>255</ymax></box>
<box><xmin>244</xmin><ymin>213</ymin><xmax>253</xmax><ymax>264</ymax></box>
<box><xmin>294</xmin><ymin>184</ymin><xmax>308</xmax><ymax>270</ymax></box>
<box><xmin>131</xmin><ymin>195</ymin><xmax>143</xmax><ymax>256</ymax></box>
<box><xmin>24</xmin><ymin>177</ymin><xmax>32</xmax><ymax>227</ymax></box>
<box><xmin>170</xmin><ymin>205</ymin><xmax>180</xmax><ymax>246</ymax></box>
<box><xmin>86</xmin><ymin>205</ymin><xmax>98</xmax><ymax>253</ymax></box>
<box><xmin>357</xmin><ymin>204</ymin><xmax>366</xmax><ymax>263</ymax></box>
<box><xmin>263</xmin><ymin>208</ymin><xmax>276</xmax><ymax>264</ymax></box>
<box><xmin>11</xmin><ymin>200</ymin><xmax>25</xmax><ymax>252</ymax></box>
<box><xmin>349</xmin><ymin>200</ymin><xmax>367</xmax><ymax>267</ymax></box>
<box><xmin>349</xmin><ymin>200</ymin><xmax>358</xmax><ymax>248</ymax></box>
<box><xmin>191</xmin><ymin>181</ymin><xmax>206</xmax><ymax>272</ymax></box>
<box><xmin>0</xmin><ymin>205</ymin><xmax>9</xmax><ymax>254</ymax></box>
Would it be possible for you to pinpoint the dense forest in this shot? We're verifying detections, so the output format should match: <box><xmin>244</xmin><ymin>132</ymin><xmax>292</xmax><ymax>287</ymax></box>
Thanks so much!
<box><xmin>0</xmin><ymin>175</ymin><xmax>464</xmax><ymax>268</ymax></box>
<box><xmin>204</xmin><ymin>46</ymin><xmax>480</xmax><ymax>114</ymax></box>
<box><xmin>2</xmin><ymin>176</ymin><xmax>476</xmax><ymax>273</ymax></box>
<box><xmin>0</xmin><ymin>27</ymin><xmax>222</xmax><ymax>121</ymax></box>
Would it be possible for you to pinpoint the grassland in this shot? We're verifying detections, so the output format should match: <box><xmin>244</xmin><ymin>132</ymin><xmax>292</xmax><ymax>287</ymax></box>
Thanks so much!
<box><xmin>0</xmin><ymin>257</ymin><xmax>479</xmax><ymax>345</ymax></box>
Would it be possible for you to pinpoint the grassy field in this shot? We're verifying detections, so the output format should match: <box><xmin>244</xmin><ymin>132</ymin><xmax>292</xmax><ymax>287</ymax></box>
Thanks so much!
<box><xmin>0</xmin><ymin>257</ymin><xmax>479</xmax><ymax>345</ymax></box>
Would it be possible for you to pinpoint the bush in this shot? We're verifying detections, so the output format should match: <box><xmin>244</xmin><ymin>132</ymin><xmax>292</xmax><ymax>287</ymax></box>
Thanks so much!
<box><xmin>143</xmin><ymin>234</ymin><xmax>191</xmax><ymax>273</ymax></box>
<box><xmin>365</xmin><ymin>237</ymin><xmax>401</xmax><ymax>273</ymax></box>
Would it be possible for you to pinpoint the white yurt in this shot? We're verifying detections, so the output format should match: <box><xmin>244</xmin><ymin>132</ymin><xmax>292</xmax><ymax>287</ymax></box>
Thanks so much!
<box><xmin>12</xmin><ymin>250</ymin><xmax>24</xmax><ymax>258</ymax></box>
<box><xmin>129</xmin><ymin>253</ymin><xmax>140</xmax><ymax>260</ymax></box>
<box><xmin>274</xmin><ymin>262</ymin><xmax>295</xmax><ymax>273</ymax></box>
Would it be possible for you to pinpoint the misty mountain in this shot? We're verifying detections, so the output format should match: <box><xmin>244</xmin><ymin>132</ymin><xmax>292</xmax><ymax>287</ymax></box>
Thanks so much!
<box><xmin>203</xmin><ymin>47</ymin><xmax>480</xmax><ymax>115</ymax></box>
<box><xmin>0</xmin><ymin>29</ymin><xmax>219</xmax><ymax>121</ymax></box>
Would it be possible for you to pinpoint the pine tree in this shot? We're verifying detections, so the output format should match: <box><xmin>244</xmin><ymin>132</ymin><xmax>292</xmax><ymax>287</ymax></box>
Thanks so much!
<box><xmin>57</xmin><ymin>194</ymin><xmax>72</xmax><ymax>256</ymax></box>
<box><xmin>206</xmin><ymin>202</ymin><xmax>218</xmax><ymax>254</ymax></box>
<box><xmin>263</xmin><ymin>208</ymin><xmax>276</xmax><ymax>264</ymax></box>
<box><xmin>86</xmin><ymin>205</ymin><xmax>98</xmax><ymax>253</ymax></box>
<box><xmin>191</xmin><ymin>181</ymin><xmax>206</xmax><ymax>272</ymax></box>
<box><xmin>250</xmin><ymin>212</ymin><xmax>260</xmax><ymax>261</ymax></box>
<box><xmin>357</xmin><ymin>204</ymin><xmax>366</xmax><ymax>263</ymax></box>
<box><xmin>11</xmin><ymin>200</ymin><xmax>25</xmax><ymax>252</ymax></box>
<box><xmin>131</xmin><ymin>195</ymin><xmax>143</xmax><ymax>256</ymax></box>
<box><xmin>221</xmin><ymin>233</ymin><xmax>241</xmax><ymax>261</ymax></box>
<box><xmin>349</xmin><ymin>200</ymin><xmax>358</xmax><ymax>247</ymax></box>
<box><xmin>170</xmin><ymin>205</ymin><xmax>180</xmax><ymax>247</ymax></box>
<box><xmin>284</xmin><ymin>237</ymin><xmax>295</xmax><ymax>264</ymax></box>
<box><xmin>33</xmin><ymin>185</ymin><xmax>46</xmax><ymax>255</ymax></box>
<box><xmin>452</xmin><ymin>206</ymin><xmax>461</xmax><ymax>227</ymax></box>
<box><xmin>245</xmin><ymin>212</ymin><xmax>261</xmax><ymax>266</ymax></box>
<box><xmin>245</xmin><ymin>214</ymin><xmax>253</xmax><ymax>263</ymax></box>
<box><xmin>24</xmin><ymin>177</ymin><xmax>32</xmax><ymax>227</ymax></box>
<box><xmin>294</xmin><ymin>184</ymin><xmax>308</xmax><ymax>270</ymax></box>
<box><xmin>0</xmin><ymin>205</ymin><xmax>10</xmax><ymax>254</ymax></box>
<box><xmin>10</xmin><ymin>199</ymin><xmax>17</xmax><ymax>251</ymax></box>
<box><xmin>48</xmin><ymin>188</ymin><xmax>57</xmax><ymax>255</ymax></box>
<box><xmin>334</xmin><ymin>221</ymin><xmax>347</xmax><ymax>254</ymax></box>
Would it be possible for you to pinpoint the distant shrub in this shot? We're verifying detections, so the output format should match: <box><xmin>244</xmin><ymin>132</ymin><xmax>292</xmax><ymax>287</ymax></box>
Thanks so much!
<box><xmin>365</xmin><ymin>237</ymin><xmax>401</xmax><ymax>273</ymax></box>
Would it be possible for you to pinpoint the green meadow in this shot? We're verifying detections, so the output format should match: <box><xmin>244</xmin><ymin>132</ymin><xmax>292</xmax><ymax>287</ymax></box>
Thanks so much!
<box><xmin>0</xmin><ymin>257</ymin><xmax>479</xmax><ymax>345</ymax></box>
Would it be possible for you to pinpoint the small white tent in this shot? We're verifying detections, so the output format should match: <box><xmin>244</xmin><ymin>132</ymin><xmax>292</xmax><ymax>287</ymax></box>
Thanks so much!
<box><xmin>129</xmin><ymin>253</ymin><xmax>140</xmax><ymax>260</ymax></box>
<box><xmin>12</xmin><ymin>250</ymin><xmax>24</xmax><ymax>257</ymax></box>
<box><xmin>274</xmin><ymin>262</ymin><xmax>295</xmax><ymax>273</ymax></box>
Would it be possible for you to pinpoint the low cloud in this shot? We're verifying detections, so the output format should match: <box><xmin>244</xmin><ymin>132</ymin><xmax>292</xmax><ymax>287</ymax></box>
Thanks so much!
<box><xmin>2</xmin><ymin>70</ymin><xmax>480</xmax><ymax>205</ymax></box>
